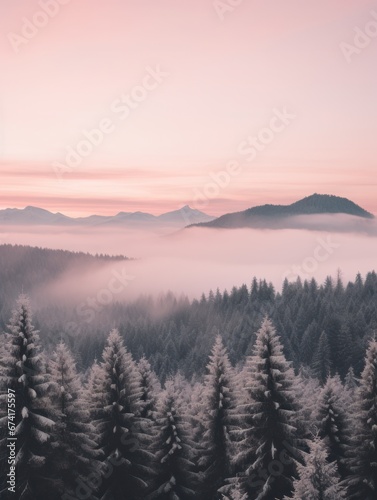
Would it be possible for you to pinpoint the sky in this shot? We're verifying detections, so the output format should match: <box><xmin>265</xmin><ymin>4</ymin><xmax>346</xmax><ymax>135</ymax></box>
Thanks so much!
<box><xmin>1</xmin><ymin>0</ymin><xmax>376</xmax><ymax>217</ymax></box>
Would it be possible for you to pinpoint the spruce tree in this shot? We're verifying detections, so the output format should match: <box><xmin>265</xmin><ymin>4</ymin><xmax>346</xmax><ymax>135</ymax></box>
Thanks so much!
<box><xmin>137</xmin><ymin>357</ymin><xmax>160</xmax><ymax>421</ymax></box>
<box><xmin>48</xmin><ymin>342</ymin><xmax>99</xmax><ymax>495</ymax></box>
<box><xmin>0</xmin><ymin>295</ymin><xmax>56</xmax><ymax>498</ymax></box>
<box><xmin>223</xmin><ymin>478</ymin><xmax>248</xmax><ymax>500</ymax></box>
<box><xmin>285</xmin><ymin>436</ymin><xmax>347</xmax><ymax>499</ymax></box>
<box><xmin>199</xmin><ymin>336</ymin><xmax>239</xmax><ymax>499</ymax></box>
<box><xmin>347</xmin><ymin>338</ymin><xmax>377</xmax><ymax>499</ymax></box>
<box><xmin>312</xmin><ymin>331</ymin><xmax>332</xmax><ymax>385</ymax></box>
<box><xmin>237</xmin><ymin>317</ymin><xmax>303</xmax><ymax>500</ymax></box>
<box><xmin>147</xmin><ymin>381</ymin><xmax>197</xmax><ymax>499</ymax></box>
<box><xmin>344</xmin><ymin>366</ymin><xmax>358</xmax><ymax>393</ymax></box>
<box><xmin>93</xmin><ymin>329</ymin><xmax>154</xmax><ymax>500</ymax></box>
<box><xmin>315</xmin><ymin>376</ymin><xmax>351</xmax><ymax>480</ymax></box>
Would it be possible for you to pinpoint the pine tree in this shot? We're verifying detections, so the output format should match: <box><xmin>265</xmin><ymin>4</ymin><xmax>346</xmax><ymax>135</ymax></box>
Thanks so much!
<box><xmin>315</xmin><ymin>376</ymin><xmax>351</xmax><ymax>480</ymax></box>
<box><xmin>84</xmin><ymin>358</ymin><xmax>107</xmax><ymax>419</ymax></box>
<box><xmin>199</xmin><ymin>336</ymin><xmax>239</xmax><ymax>499</ymax></box>
<box><xmin>295</xmin><ymin>367</ymin><xmax>320</xmax><ymax>438</ymax></box>
<box><xmin>300</xmin><ymin>320</ymin><xmax>321</xmax><ymax>366</ymax></box>
<box><xmin>147</xmin><ymin>381</ymin><xmax>197</xmax><ymax>499</ymax></box>
<box><xmin>93</xmin><ymin>329</ymin><xmax>154</xmax><ymax>500</ymax></box>
<box><xmin>346</xmin><ymin>338</ymin><xmax>377</xmax><ymax>499</ymax></box>
<box><xmin>312</xmin><ymin>331</ymin><xmax>332</xmax><ymax>385</ymax></box>
<box><xmin>48</xmin><ymin>342</ymin><xmax>99</xmax><ymax>495</ymax></box>
<box><xmin>285</xmin><ymin>436</ymin><xmax>347</xmax><ymax>499</ymax></box>
<box><xmin>237</xmin><ymin>317</ymin><xmax>303</xmax><ymax>500</ymax></box>
<box><xmin>344</xmin><ymin>366</ymin><xmax>358</xmax><ymax>393</ymax></box>
<box><xmin>0</xmin><ymin>295</ymin><xmax>56</xmax><ymax>499</ymax></box>
<box><xmin>223</xmin><ymin>478</ymin><xmax>248</xmax><ymax>500</ymax></box>
<box><xmin>137</xmin><ymin>357</ymin><xmax>160</xmax><ymax>421</ymax></box>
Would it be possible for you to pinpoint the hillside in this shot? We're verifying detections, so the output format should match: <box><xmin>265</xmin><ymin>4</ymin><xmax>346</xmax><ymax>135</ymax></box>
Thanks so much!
<box><xmin>190</xmin><ymin>194</ymin><xmax>374</xmax><ymax>229</ymax></box>
<box><xmin>0</xmin><ymin>244</ymin><xmax>129</xmax><ymax>320</ymax></box>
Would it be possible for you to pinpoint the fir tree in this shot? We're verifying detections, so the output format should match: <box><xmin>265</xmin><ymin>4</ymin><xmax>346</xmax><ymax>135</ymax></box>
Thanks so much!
<box><xmin>347</xmin><ymin>338</ymin><xmax>377</xmax><ymax>499</ymax></box>
<box><xmin>312</xmin><ymin>331</ymin><xmax>332</xmax><ymax>385</ymax></box>
<box><xmin>85</xmin><ymin>358</ymin><xmax>107</xmax><ymax>419</ymax></box>
<box><xmin>147</xmin><ymin>381</ymin><xmax>197</xmax><ymax>499</ymax></box>
<box><xmin>0</xmin><ymin>296</ymin><xmax>56</xmax><ymax>499</ymax></box>
<box><xmin>285</xmin><ymin>436</ymin><xmax>347</xmax><ymax>499</ymax></box>
<box><xmin>344</xmin><ymin>366</ymin><xmax>358</xmax><ymax>393</ymax></box>
<box><xmin>237</xmin><ymin>317</ymin><xmax>303</xmax><ymax>500</ymax></box>
<box><xmin>93</xmin><ymin>329</ymin><xmax>154</xmax><ymax>500</ymax></box>
<box><xmin>222</xmin><ymin>478</ymin><xmax>248</xmax><ymax>500</ymax></box>
<box><xmin>48</xmin><ymin>342</ymin><xmax>99</xmax><ymax>495</ymax></box>
<box><xmin>315</xmin><ymin>376</ymin><xmax>351</xmax><ymax>480</ymax></box>
<box><xmin>138</xmin><ymin>357</ymin><xmax>160</xmax><ymax>421</ymax></box>
<box><xmin>199</xmin><ymin>336</ymin><xmax>239</xmax><ymax>499</ymax></box>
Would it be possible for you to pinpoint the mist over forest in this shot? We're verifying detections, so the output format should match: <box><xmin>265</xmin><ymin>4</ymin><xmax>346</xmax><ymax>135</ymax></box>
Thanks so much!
<box><xmin>1</xmin><ymin>217</ymin><xmax>377</xmax><ymax>499</ymax></box>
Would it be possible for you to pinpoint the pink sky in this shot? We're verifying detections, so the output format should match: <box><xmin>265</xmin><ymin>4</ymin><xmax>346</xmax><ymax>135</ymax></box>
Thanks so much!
<box><xmin>1</xmin><ymin>0</ymin><xmax>376</xmax><ymax>217</ymax></box>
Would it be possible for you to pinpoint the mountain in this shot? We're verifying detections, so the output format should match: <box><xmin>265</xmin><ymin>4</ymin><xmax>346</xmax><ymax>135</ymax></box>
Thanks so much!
<box><xmin>189</xmin><ymin>194</ymin><xmax>374</xmax><ymax>229</ymax></box>
<box><xmin>0</xmin><ymin>206</ymin><xmax>71</xmax><ymax>225</ymax></box>
<box><xmin>157</xmin><ymin>205</ymin><xmax>213</xmax><ymax>225</ymax></box>
<box><xmin>0</xmin><ymin>205</ymin><xmax>214</xmax><ymax>228</ymax></box>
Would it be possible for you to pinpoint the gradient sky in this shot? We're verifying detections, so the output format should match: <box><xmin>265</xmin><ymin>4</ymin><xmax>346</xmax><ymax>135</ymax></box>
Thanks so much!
<box><xmin>1</xmin><ymin>0</ymin><xmax>376</xmax><ymax>216</ymax></box>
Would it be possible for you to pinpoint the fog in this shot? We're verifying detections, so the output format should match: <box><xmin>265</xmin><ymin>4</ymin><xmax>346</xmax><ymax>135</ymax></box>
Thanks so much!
<box><xmin>1</xmin><ymin>214</ymin><xmax>377</xmax><ymax>302</ymax></box>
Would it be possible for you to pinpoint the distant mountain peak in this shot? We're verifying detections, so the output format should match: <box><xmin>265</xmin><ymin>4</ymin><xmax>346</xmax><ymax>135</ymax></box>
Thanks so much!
<box><xmin>0</xmin><ymin>205</ymin><xmax>214</xmax><ymax>228</ymax></box>
<box><xmin>24</xmin><ymin>206</ymin><xmax>50</xmax><ymax>212</ymax></box>
<box><xmin>189</xmin><ymin>194</ymin><xmax>374</xmax><ymax>229</ymax></box>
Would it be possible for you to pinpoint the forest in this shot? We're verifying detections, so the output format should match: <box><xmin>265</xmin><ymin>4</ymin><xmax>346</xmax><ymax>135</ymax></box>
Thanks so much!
<box><xmin>32</xmin><ymin>269</ymin><xmax>377</xmax><ymax>383</ymax></box>
<box><xmin>0</xmin><ymin>269</ymin><xmax>377</xmax><ymax>499</ymax></box>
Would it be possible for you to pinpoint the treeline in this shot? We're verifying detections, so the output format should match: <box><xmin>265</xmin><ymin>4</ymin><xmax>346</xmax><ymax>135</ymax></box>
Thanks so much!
<box><xmin>1</xmin><ymin>297</ymin><xmax>377</xmax><ymax>499</ymax></box>
<box><xmin>0</xmin><ymin>244</ymin><xmax>129</xmax><ymax>324</ymax></box>
<box><xmin>32</xmin><ymin>271</ymin><xmax>377</xmax><ymax>382</ymax></box>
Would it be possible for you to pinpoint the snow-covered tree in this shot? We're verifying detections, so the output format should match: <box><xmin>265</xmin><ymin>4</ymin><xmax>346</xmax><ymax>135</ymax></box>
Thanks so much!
<box><xmin>199</xmin><ymin>336</ymin><xmax>239</xmax><ymax>499</ymax></box>
<box><xmin>312</xmin><ymin>331</ymin><xmax>332</xmax><ymax>385</ymax></box>
<box><xmin>188</xmin><ymin>381</ymin><xmax>207</xmax><ymax>444</ymax></box>
<box><xmin>84</xmin><ymin>358</ymin><xmax>107</xmax><ymax>419</ymax></box>
<box><xmin>237</xmin><ymin>317</ymin><xmax>303</xmax><ymax>500</ymax></box>
<box><xmin>315</xmin><ymin>376</ymin><xmax>351</xmax><ymax>480</ymax></box>
<box><xmin>344</xmin><ymin>366</ymin><xmax>358</xmax><ymax>393</ymax></box>
<box><xmin>147</xmin><ymin>381</ymin><xmax>197</xmax><ymax>499</ymax></box>
<box><xmin>48</xmin><ymin>342</ymin><xmax>99</xmax><ymax>494</ymax></box>
<box><xmin>0</xmin><ymin>295</ymin><xmax>55</xmax><ymax>498</ymax></box>
<box><xmin>138</xmin><ymin>357</ymin><xmax>160</xmax><ymax>421</ymax></box>
<box><xmin>221</xmin><ymin>478</ymin><xmax>248</xmax><ymax>500</ymax></box>
<box><xmin>285</xmin><ymin>436</ymin><xmax>347</xmax><ymax>499</ymax></box>
<box><xmin>295</xmin><ymin>366</ymin><xmax>320</xmax><ymax>437</ymax></box>
<box><xmin>93</xmin><ymin>329</ymin><xmax>154</xmax><ymax>499</ymax></box>
<box><xmin>346</xmin><ymin>338</ymin><xmax>377</xmax><ymax>499</ymax></box>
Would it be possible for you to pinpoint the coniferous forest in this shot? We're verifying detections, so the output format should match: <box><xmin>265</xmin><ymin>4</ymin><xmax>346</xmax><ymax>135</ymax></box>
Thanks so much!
<box><xmin>1</xmin><ymin>271</ymin><xmax>377</xmax><ymax>499</ymax></box>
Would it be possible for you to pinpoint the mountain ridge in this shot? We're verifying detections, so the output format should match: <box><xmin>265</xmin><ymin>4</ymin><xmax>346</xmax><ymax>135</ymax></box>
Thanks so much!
<box><xmin>188</xmin><ymin>194</ymin><xmax>374</xmax><ymax>229</ymax></box>
<box><xmin>0</xmin><ymin>205</ymin><xmax>214</xmax><ymax>228</ymax></box>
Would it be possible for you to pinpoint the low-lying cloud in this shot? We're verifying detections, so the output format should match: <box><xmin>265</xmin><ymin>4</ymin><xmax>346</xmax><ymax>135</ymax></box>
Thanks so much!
<box><xmin>1</xmin><ymin>214</ymin><xmax>377</xmax><ymax>305</ymax></box>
